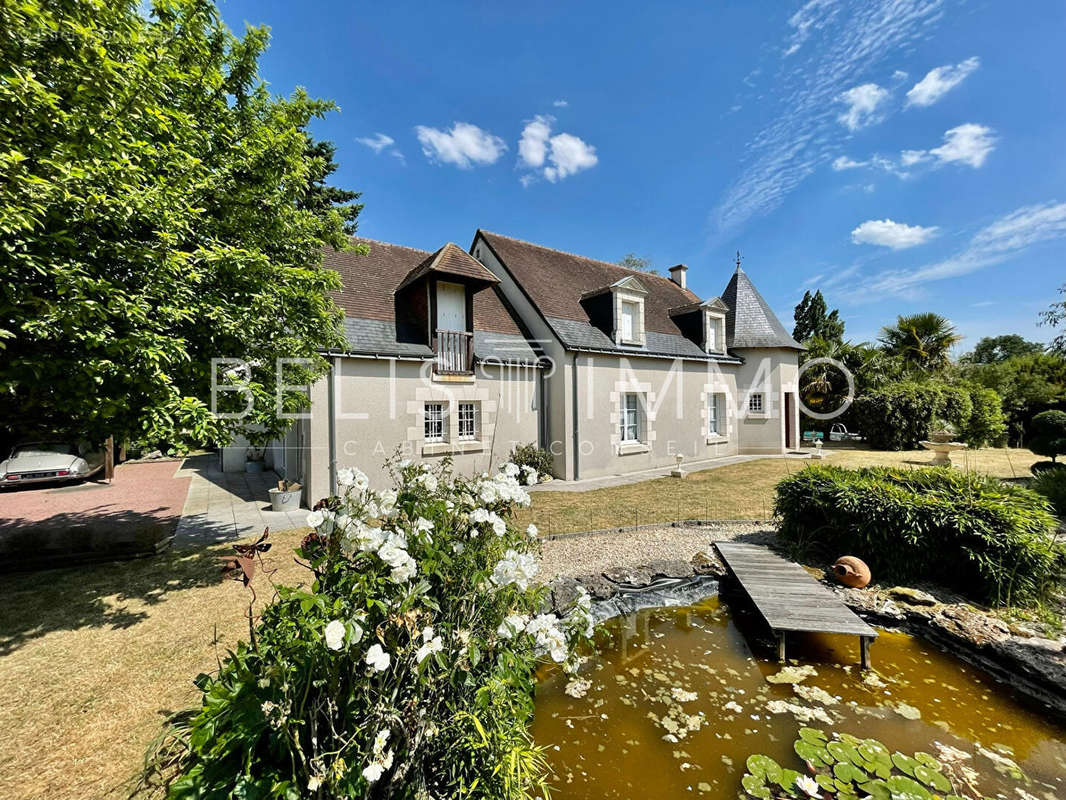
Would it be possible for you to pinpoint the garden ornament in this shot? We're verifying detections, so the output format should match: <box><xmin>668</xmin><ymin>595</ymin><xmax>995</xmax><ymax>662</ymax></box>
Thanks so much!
<box><xmin>831</xmin><ymin>556</ymin><xmax>871</xmax><ymax>588</ymax></box>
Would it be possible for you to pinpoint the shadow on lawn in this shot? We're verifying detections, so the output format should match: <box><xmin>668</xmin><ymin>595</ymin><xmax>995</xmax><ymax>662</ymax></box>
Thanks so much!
<box><xmin>0</xmin><ymin>510</ymin><xmax>237</xmax><ymax>656</ymax></box>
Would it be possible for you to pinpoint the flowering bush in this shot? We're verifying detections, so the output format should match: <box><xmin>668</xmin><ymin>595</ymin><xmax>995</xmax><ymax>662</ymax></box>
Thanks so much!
<box><xmin>153</xmin><ymin>458</ymin><xmax>592</xmax><ymax>798</ymax></box>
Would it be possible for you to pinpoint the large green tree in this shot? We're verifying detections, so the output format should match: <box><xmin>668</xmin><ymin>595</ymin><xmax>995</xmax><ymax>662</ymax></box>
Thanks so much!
<box><xmin>963</xmin><ymin>334</ymin><xmax>1044</xmax><ymax>364</ymax></box>
<box><xmin>0</xmin><ymin>0</ymin><xmax>363</xmax><ymax>448</ymax></box>
<box><xmin>1041</xmin><ymin>283</ymin><xmax>1066</xmax><ymax>354</ymax></box>
<box><xmin>792</xmin><ymin>290</ymin><xmax>844</xmax><ymax>344</ymax></box>
<box><xmin>878</xmin><ymin>313</ymin><xmax>962</xmax><ymax>373</ymax></box>
<box><xmin>964</xmin><ymin>352</ymin><xmax>1066</xmax><ymax>445</ymax></box>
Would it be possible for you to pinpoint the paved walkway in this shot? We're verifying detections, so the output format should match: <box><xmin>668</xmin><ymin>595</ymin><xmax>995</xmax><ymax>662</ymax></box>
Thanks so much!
<box><xmin>529</xmin><ymin>451</ymin><xmax>817</xmax><ymax>492</ymax></box>
<box><xmin>173</xmin><ymin>454</ymin><xmax>306</xmax><ymax>547</ymax></box>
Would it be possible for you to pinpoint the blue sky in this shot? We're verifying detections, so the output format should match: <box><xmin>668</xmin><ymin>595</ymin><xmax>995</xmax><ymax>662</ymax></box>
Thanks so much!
<box><xmin>218</xmin><ymin>0</ymin><xmax>1066</xmax><ymax>350</ymax></box>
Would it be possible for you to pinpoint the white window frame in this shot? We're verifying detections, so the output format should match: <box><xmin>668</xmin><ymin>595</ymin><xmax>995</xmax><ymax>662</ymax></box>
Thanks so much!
<box><xmin>705</xmin><ymin>312</ymin><xmax>725</xmax><ymax>354</ymax></box>
<box><xmin>424</xmin><ymin>402</ymin><xmax>447</xmax><ymax>443</ymax></box>
<box><xmin>457</xmin><ymin>401</ymin><xmax>479</xmax><ymax>441</ymax></box>
<box><xmin>620</xmin><ymin>300</ymin><xmax>638</xmax><ymax>342</ymax></box>
<box><xmin>707</xmin><ymin>392</ymin><xmax>725</xmax><ymax>436</ymax></box>
<box><xmin>748</xmin><ymin>392</ymin><xmax>765</xmax><ymax>415</ymax></box>
<box><xmin>621</xmin><ymin>393</ymin><xmax>642</xmax><ymax>442</ymax></box>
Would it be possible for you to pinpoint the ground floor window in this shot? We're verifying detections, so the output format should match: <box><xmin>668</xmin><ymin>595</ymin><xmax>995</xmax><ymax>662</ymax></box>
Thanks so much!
<box><xmin>748</xmin><ymin>392</ymin><xmax>764</xmax><ymax>414</ymax></box>
<box><xmin>458</xmin><ymin>401</ymin><xmax>479</xmax><ymax>440</ymax></box>
<box><xmin>424</xmin><ymin>402</ymin><xmax>446</xmax><ymax>442</ymax></box>
<box><xmin>621</xmin><ymin>393</ymin><xmax>642</xmax><ymax>442</ymax></box>
<box><xmin>708</xmin><ymin>392</ymin><xmax>725</xmax><ymax>435</ymax></box>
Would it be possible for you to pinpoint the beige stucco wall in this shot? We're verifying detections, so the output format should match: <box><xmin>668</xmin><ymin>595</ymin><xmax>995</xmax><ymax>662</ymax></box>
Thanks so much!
<box><xmin>299</xmin><ymin>355</ymin><xmax>540</xmax><ymax>500</ymax></box>
<box><xmin>733</xmin><ymin>347</ymin><xmax>801</xmax><ymax>455</ymax></box>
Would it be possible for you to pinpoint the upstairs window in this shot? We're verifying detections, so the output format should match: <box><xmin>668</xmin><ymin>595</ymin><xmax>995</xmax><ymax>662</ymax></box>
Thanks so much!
<box><xmin>705</xmin><ymin>313</ymin><xmax>725</xmax><ymax>353</ymax></box>
<box><xmin>458</xmin><ymin>402</ymin><xmax>479</xmax><ymax>441</ymax></box>
<box><xmin>424</xmin><ymin>402</ymin><xmax>446</xmax><ymax>442</ymax></box>
<box><xmin>621</xmin><ymin>393</ymin><xmax>642</xmax><ymax>442</ymax></box>
<box><xmin>619</xmin><ymin>300</ymin><xmax>638</xmax><ymax>343</ymax></box>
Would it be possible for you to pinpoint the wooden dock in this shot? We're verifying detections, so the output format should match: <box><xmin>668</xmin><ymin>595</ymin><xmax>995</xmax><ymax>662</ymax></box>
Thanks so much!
<box><xmin>714</xmin><ymin>542</ymin><xmax>877</xmax><ymax>667</ymax></box>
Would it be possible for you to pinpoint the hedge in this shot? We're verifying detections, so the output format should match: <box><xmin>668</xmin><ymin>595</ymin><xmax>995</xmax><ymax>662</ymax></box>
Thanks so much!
<box><xmin>774</xmin><ymin>465</ymin><xmax>1063</xmax><ymax>606</ymax></box>
<box><xmin>850</xmin><ymin>381</ymin><xmax>1005</xmax><ymax>450</ymax></box>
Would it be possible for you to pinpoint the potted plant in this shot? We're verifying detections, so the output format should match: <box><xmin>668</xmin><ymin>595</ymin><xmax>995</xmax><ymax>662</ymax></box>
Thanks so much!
<box><xmin>245</xmin><ymin>446</ymin><xmax>266</xmax><ymax>473</ymax></box>
<box><xmin>268</xmin><ymin>479</ymin><xmax>302</xmax><ymax>511</ymax></box>
<box><xmin>927</xmin><ymin>418</ymin><xmax>957</xmax><ymax>444</ymax></box>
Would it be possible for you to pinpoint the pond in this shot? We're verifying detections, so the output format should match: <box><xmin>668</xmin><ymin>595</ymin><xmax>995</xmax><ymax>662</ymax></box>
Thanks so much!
<box><xmin>533</xmin><ymin>596</ymin><xmax>1066</xmax><ymax>799</ymax></box>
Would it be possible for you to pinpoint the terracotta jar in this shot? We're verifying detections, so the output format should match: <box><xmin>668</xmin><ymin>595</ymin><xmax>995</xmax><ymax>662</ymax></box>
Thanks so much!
<box><xmin>831</xmin><ymin>556</ymin><xmax>871</xmax><ymax>588</ymax></box>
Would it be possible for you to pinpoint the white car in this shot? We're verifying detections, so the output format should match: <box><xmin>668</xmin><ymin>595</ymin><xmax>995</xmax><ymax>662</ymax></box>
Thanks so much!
<box><xmin>0</xmin><ymin>442</ymin><xmax>105</xmax><ymax>488</ymax></box>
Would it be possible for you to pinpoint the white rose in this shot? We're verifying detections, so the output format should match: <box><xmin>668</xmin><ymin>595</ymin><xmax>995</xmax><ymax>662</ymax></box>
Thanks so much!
<box><xmin>366</xmin><ymin>643</ymin><xmax>390</xmax><ymax>672</ymax></box>
<box><xmin>361</xmin><ymin>762</ymin><xmax>384</xmax><ymax>783</ymax></box>
<box><xmin>526</xmin><ymin>523</ymin><xmax>538</xmax><ymax>539</ymax></box>
<box><xmin>305</xmin><ymin>509</ymin><xmax>325</xmax><ymax>528</ymax></box>
<box><xmin>324</xmin><ymin>619</ymin><xmax>346</xmax><ymax>650</ymax></box>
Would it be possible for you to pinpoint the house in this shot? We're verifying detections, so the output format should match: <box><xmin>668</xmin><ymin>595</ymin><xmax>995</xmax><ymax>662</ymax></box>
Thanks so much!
<box><xmin>255</xmin><ymin>232</ymin><xmax>803</xmax><ymax>502</ymax></box>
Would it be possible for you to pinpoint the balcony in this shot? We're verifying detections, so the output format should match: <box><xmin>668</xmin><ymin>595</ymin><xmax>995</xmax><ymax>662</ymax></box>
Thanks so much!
<box><xmin>434</xmin><ymin>329</ymin><xmax>474</xmax><ymax>375</ymax></box>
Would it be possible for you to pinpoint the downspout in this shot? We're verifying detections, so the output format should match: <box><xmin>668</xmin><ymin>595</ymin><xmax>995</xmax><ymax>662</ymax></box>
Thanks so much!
<box><xmin>571</xmin><ymin>352</ymin><xmax>580</xmax><ymax>481</ymax></box>
<box><xmin>328</xmin><ymin>356</ymin><xmax>339</xmax><ymax>497</ymax></box>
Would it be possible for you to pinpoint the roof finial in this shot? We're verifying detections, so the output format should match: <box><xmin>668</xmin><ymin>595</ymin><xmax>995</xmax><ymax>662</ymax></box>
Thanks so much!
<box><xmin>735</xmin><ymin>250</ymin><xmax>742</xmax><ymax>271</ymax></box>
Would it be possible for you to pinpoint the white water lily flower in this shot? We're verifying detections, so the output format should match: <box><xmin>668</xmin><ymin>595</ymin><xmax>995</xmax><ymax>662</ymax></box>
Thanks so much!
<box><xmin>324</xmin><ymin>619</ymin><xmax>346</xmax><ymax>650</ymax></box>
<box><xmin>366</xmin><ymin>643</ymin><xmax>390</xmax><ymax>672</ymax></box>
<box><xmin>796</xmin><ymin>775</ymin><xmax>822</xmax><ymax>798</ymax></box>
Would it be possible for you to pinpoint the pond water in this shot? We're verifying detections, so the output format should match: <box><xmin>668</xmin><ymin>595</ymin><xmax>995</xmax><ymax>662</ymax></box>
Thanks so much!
<box><xmin>532</xmin><ymin>597</ymin><xmax>1066</xmax><ymax>799</ymax></box>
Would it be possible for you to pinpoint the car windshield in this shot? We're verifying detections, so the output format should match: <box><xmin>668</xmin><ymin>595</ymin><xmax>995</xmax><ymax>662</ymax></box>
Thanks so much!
<box><xmin>12</xmin><ymin>443</ymin><xmax>77</xmax><ymax>458</ymax></box>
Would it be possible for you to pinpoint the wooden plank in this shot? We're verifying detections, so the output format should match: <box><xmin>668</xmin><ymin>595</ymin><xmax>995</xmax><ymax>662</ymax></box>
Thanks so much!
<box><xmin>715</xmin><ymin>543</ymin><xmax>877</xmax><ymax>640</ymax></box>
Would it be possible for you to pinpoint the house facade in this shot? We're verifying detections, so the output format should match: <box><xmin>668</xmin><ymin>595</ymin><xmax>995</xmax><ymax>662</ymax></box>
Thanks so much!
<box><xmin>254</xmin><ymin>231</ymin><xmax>803</xmax><ymax>501</ymax></box>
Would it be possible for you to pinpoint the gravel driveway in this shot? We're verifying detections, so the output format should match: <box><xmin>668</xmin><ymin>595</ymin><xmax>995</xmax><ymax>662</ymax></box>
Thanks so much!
<box><xmin>537</xmin><ymin>521</ymin><xmax>777</xmax><ymax>582</ymax></box>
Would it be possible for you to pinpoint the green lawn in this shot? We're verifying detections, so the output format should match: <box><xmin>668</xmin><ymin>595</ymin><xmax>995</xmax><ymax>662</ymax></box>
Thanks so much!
<box><xmin>515</xmin><ymin>446</ymin><xmax>1041</xmax><ymax>536</ymax></box>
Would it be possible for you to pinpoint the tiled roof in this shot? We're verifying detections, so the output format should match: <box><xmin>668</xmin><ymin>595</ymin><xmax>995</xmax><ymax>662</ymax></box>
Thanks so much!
<box><xmin>336</xmin><ymin>318</ymin><xmax>540</xmax><ymax>365</ymax></box>
<box><xmin>475</xmin><ymin>231</ymin><xmax>741</xmax><ymax>361</ymax></box>
<box><xmin>323</xmin><ymin>238</ymin><xmax>525</xmax><ymax>337</ymax></box>
<box><xmin>395</xmin><ymin>242</ymin><xmax>499</xmax><ymax>292</ymax></box>
<box><xmin>721</xmin><ymin>268</ymin><xmax>805</xmax><ymax>350</ymax></box>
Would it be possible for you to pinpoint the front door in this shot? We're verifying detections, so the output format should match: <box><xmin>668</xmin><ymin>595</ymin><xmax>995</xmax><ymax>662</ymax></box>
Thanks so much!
<box><xmin>784</xmin><ymin>392</ymin><xmax>795</xmax><ymax>450</ymax></box>
<box><xmin>436</xmin><ymin>281</ymin><xmax>466</xmax><ymax>332</ymax></box>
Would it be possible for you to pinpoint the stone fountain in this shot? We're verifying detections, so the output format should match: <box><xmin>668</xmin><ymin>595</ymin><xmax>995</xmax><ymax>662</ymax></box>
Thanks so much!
<box><xmin>919</xmin><ymin>429</ymin><xmax>968</xmax><ymax>466</ymax></box>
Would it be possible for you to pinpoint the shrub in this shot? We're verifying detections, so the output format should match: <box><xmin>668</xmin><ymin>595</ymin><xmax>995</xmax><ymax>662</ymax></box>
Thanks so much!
<box><xmin>149</xmin><ymin>459</ymin><xmax>591</xmax><ymax>798</ymax></box>
<box><xmin>1030</xmin><ymin>468</ymin><xmax>1066</xmax><ymax>518</ymax></box>
<box><xmin>851</xmin><ymin>382</ymin><xmax>973</xmax><ymax>450</ymax></box>
<box><xmin>774</xmin><ymin>465</ymin><xmax>1063</xmax><ymax>606</ymax></box>
<box><xmin>509</xmin><ymin>442</ymin><xmax>555</xmax><ymax>479</ymax></box>
<box><xmin>960</xmin><ymin>386</ymin><xmax>1007</xmax><ymax>448</ymax></box>
<box><xmin>1030</xmin><ymin>409</ymin><xmax>1066</xmax><ymax>462</ymax></box>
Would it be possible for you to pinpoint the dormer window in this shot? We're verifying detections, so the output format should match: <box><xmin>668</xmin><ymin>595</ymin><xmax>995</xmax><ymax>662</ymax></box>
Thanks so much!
<box><xmin>620</xmin><ymin>300</ymin><xmax>638</xmax><ymax>342</ymax></box>
<box><xmin>705</xmin><ymin>311</ymin><xmax>726</xmax><ymax>354</ymax></box>
<box><xmin>579</xmin><ymin>274</ymin><xmax>649</xmax><ymax>347</ymax></box>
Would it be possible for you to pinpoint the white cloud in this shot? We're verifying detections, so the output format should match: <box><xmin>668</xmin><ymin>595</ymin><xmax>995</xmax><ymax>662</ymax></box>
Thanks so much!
<box><xmin>837</xmin><ymin>83</ymin><xmax>890</xmax><ymax>131</ymax></box>
<box><xmin>851</xmin><ymin>219</ymin><xmax>938</xmax><ymax>249</ymax></box>
<box><xmin>517</xmin><ymin>116</ymin><xmax>598</xmax><ymax>185</ymax></box>
<box><xmin>841</xmin><ymin>201</ymin><xmax>1066</xmax><ymax>301</ymax></box>
<box><xmin>552</xmin><ymin>99</ymin><xmax>569</xmax><ymax>107</ymax></box>
<box><xmin>414</xmin><ymin>122</ymin><xmax>506</xmax><ymax>168</ymax></box>
<box><xmin>927</xmin><ymin>123</ymin><xmax>996</xmax><ymax>167</ymax></box>
<box><xmin>356</xmin><ymin>133</ymin><xmax>404</xmax><ymax>163</ymax></box>
<box><xmin>518</xmin><ymin>115</ymin><xmax>552</xmax><ymax>169</ymax></box>
<box><xmin>832</xmin><ymin>155</ymin><xmax>867</xmax><ymax>171</ymax></box>
<box><xmin>714</xmin><ymin>0</ymin><xmax>947</xmax><ymax>235</ymax></box>
<box><xmin>892</xmin><ymin>69</ymin><xmax>910</xmax><ymax>82</ymax></box>
<box><xmin>905</xmin><ymin>56</ymin><xmax>979</xmax><ymax>107</ymax></box>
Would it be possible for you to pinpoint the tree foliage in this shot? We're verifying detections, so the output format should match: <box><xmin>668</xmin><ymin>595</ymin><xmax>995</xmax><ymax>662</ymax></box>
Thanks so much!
<box><xmin>1041</xmin><ymin>283</ymin><xmax>1066</xmax><ymax>354</ymax></box>
<box><xmin>792</xmin><ymin>290</ymin><xmax>844</xmax><ymax>344</ymax></box>
<box><xmin>617</xmin><ymin>253</ymin><xmax>658</xmax><ymax>275</ymax></box>
<box><xmin>878</xmin><ymin>313</ymin><xmax>962</xmax><ymax>373</ymax></box>
<box><xmin>963</xmin><ymin>352</ymin><xmax>1066</xmax><ymax>445</ymax></box>
<box><xmin>963</xmin><ymin>334</ymin><xmax>1044</xmax><ymax>364</ymax></box>
<box><xmin>0</xmin><ymin>0</ymin><xmax>363</xmax><ymax>448</ymax></box>
<box><xmin>1029</xmin><ymin>410</ymin><xmax>1066</xmax><ymax>462</ymax></box>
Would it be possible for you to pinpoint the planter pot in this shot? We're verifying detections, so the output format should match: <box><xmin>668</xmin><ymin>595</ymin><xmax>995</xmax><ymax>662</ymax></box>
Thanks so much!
<box><xmin>268</xmin><ymin>487</ymin><xmax>301</xmax><ymax>511</ymax></box>
<box><xmin>245</xmin><ymin>460</ymin><xmax>264</xmax><ymax>474</ymax></box>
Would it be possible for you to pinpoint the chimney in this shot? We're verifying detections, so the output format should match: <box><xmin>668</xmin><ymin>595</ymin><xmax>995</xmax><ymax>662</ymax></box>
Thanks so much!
<box><xmin>668</xmin><ymin>264</ymin><xmax>688</xmax><ymax>289</ymax></box>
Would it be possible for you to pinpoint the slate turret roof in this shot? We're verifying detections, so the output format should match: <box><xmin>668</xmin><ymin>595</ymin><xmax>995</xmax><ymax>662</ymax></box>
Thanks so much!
<box><xmin>720</xmin><ymin>267</ymin><xmax>805</xmax><ymax>351</ymax></box>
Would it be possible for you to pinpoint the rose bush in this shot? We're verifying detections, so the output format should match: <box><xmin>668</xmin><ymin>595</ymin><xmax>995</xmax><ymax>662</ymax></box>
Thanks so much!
<box><xmin>149</xmin><ymin>458</ymin><xmax>592</xmax><ymax>799</ymax></box>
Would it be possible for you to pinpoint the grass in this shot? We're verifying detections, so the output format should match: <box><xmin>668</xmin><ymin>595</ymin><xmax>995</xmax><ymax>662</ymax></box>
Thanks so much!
<box><xmin>0</xmin><ymin>528</ymin><xmax>309</xmax><ymax>800</ymax></box>
<box><xmin>515</xmin><ymin>446</ymin><xmax>1041</xmax><ymax>536</ymax></box>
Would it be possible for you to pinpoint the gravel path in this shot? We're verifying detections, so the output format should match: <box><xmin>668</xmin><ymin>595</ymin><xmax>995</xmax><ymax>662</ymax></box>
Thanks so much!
<box><xmin>537</xmin><ymin>521</ymin><xmax>777</xmax><ymax>582</ymax></box>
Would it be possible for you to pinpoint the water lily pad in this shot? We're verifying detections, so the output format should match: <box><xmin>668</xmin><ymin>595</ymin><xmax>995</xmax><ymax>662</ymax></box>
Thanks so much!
<box><xmin>891</xmin><ymin>752</ymin><xmax>920</xmax><ymax>777</ymax></box>
<box><xmin>814</xmin><ymin>773</ymin><xmax>836</xmax><ymax>792</ymax></box>
<box><xmin>794</xmin><ymin>740</ymin><xmax>830</xmax><ymax>768</ymax></box>
<box><xmin>746</xmin><ymin>754</ymin><xmax>782</xmax><ymax>782</ymax></box>
<box><xmin>885</xmin><ymin>774</ymin><xmax>932</xmax><ymax>800</ymax></box>
<box><xmin>836</xmin><ymin>733</ymin><xmax>863</xmax><ymax>747</ymax></box>
<box><xmin>775</xmin><ymin>768</ymin><xmax>802</xmax><ymax>793</ymax></box>
<box><xmin>741</xmin><ymin>773</ymin><xmax>772</xmax><ymax>799</ymax></box>
<box><xmin>799</xmin><ymin>727</ymin><xmax>828</xmax><ymax>745</ymax></box>
<box><xmin>912</xmin><ymin>752</ymin><xmax>941</xmax><ymax>770</ymax></box>
<box><xmin>914</xmin><ymin>764</ymin><xmax>952</xmax><ymax>792</ymax></box>
<box><xmin>859</xmin><ymin>779</ymin><xmax>891</xmax><ymax>800</ymax></box>
<box><xmin>832</xmin><ymin>760</ymin><xmax>866</xmax><ymax>784</ymax></box>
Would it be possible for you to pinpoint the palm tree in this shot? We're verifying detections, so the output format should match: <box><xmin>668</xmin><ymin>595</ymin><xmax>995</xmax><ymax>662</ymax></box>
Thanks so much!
<box><xmin>878</xmin><ymin>313</ymin><xmax>962</xmax><ymax>372</ymax></box>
